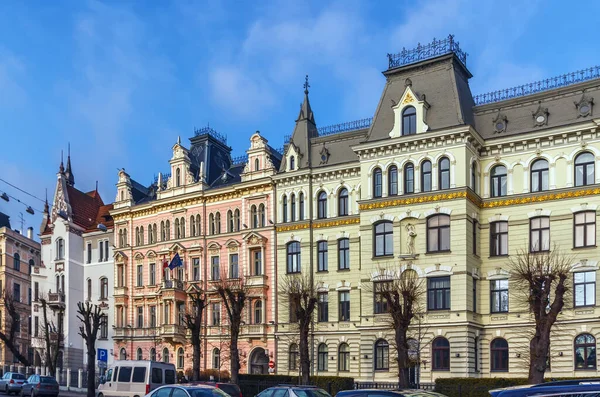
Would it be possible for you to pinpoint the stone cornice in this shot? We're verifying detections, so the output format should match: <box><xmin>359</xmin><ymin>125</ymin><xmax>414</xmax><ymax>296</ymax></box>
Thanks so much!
<box><xmin>276</xmin><ymin>216</ymin><xmax>360</xmax><ymax>232</ymax></box>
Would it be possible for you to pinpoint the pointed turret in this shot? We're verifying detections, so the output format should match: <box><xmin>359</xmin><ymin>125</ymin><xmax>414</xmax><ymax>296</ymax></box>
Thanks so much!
<box><xmin>59</xmin><ymin>150</ymin><xmax>65</xmax><ymax>174</ymax></box>
<box><xmin>40</xmin><ymin>197</ymin><xmax>51</xmax><ymax>235</ymax></box>
<box><xmin>65</xmin><ymin>144</ymin><xmax>75</xmax><ymax>186</ymax></box>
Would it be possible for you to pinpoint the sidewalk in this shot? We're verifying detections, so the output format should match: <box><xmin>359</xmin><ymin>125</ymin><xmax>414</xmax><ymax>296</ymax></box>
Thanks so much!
<box><xmin>58</xmin><ymin>390</ymin><xmax>88</xmax><ymax>397</ymax></box>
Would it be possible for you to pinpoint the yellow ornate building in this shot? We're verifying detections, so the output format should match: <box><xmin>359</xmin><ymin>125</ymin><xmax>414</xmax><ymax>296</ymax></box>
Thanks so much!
<box><xmin>274</xmin><ymin>36</ymin><xmax>600</xmax><ymax>382</ymax></box>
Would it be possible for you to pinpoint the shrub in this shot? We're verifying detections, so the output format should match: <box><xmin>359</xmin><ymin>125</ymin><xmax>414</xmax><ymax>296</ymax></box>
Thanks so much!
<box><xmin>199</xmin><ymin>369</ymin><xmax>231</xmax><ymax>381</ymax></box>
<box><xmin>237</xmin><ymin>375</ymin><xmax>353</xmax><ymax>396</ymax></box>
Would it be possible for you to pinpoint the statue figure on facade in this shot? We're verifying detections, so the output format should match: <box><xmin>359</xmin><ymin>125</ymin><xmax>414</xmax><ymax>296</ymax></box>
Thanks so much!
<box><xmin>406</xmin><ymin>223</ymin><xmax>417</xmax><ymax>255</ymax></box>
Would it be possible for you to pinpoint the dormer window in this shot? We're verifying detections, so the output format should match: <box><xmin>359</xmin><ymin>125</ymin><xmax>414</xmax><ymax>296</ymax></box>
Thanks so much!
<box><xmin>402</xmin><ymin>106</ymin><xmax>416</xmax><ymax>136</ymax></box>
<box><xmin>120</xmin><ymin>191</ymin><xmax>124</xmax><ymax>201</ymax></box>
<box><xmin>176</xmin><ymin>168</ymin><xmax>181</xmax><ymax>187</ymax></box>
<box><xmin>290</xmin><ymin>156</ymin><xmax>295</xmax><ymax>171</ymax></box>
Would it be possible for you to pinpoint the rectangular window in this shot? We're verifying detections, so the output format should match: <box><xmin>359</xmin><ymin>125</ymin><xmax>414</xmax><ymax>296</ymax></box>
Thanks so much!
<box><xmin>339</xmin><ymin>291</ymin><xmax>350</xmax><ymax>321</ymax></box>
<box><xmin>289</xmin><ymin>294</ymin><xmax>300</xmax><ymax>323</ymax></box>
<box><xmin>28</xmin><ymin>316</ymin><xmax>31</xmax><ymax>336</ymax></box>
<box><xmin>149</xmin><ymin>263</ymin><xmax>156</xmax><ymax>285</ymax></box>
<box><xmin>211</xmin><ymin>257</ymin><xmax>220</xmax><ymax>280</ymax></box>
<box><xmin>13</xmin><ymin>283</ymin><xmax>21</xmax><ymax>303</ymax></box>
<box><xmin>34</xmin><ymin>316</ymin><xmax>39</xmax><ymax>337</ymax></box>
<box><xmin>338</xmin><ymin>238</ymin><xmax>350</xmax><ymax>270</ymax></box>
<box><xmin>473</xmin><ymin>278</ymin><xmax>477</xmax><ymax>313</ymax></box>
<box><xmin>149</xmin><ymin>306</ymin><xmax>157</xmax><ymax>327</ymax></box>
<box><xmin>574</xmin><ymin>271</ymin><xmax>596</xmax><ymax>307</ymax></box>
<box><xmin>192</xmin><ymin>258</ymin><xmax>200</xmax><ymax>281</ymax></box>
<box><xmin>252</xmin><ymin>250</ymin><xmax>262</xmax><ymax>275</ymax></box>
<box><xmin>28</xmin><ymin>287</ymin><xmax>31</xmax><ymax>305</ymax></box>
<box><xmin>472</xmin><ymin>220</ymin><xmax>478</xmax><ymax>255</ymax></box>
<box><xmin>105</xmin><ymin>241</ymin><xmax>109</xmax><ymax>262</ymax></box>
<box><xmin>490</xmin><ymin>221</ymin><xmax>509</xmax><ymax>256</ymax></box>
<box><xmin>86</xmin><ymin>243</ymin><xmax>92</xmax><ymax>264</ymax></box>
<box><xmin>117</xmin><ymin>265</ymin><xmax>124</xmax><ymax>287</ymax></box>
<box><xmin>137</xmin><ymin>306</ymin><xmax>144</xmax><ymax>328</ymax></box>
<box><xmin>99</xmin><ymin>241</ymin><xmax>104</xmax><ymax>262</ymax></box>
<box><xmin>100</xmin><ymin>315</ymin><xmax>108</xmax><ymax>338</ymax></box>
<box><xmin>374</xmin><ymin>281</ymin><xmax>390</xmax><ymax>314</ymax></box>
<box><xmin>317</xmin><ymin>241</ymin><xmax>328</xmax><ymax>272</ymax></box>
<box><xmin>132</xmin><ymin>367</ymin><xmax>146</xmax><ymax>383</ymax></box>
<box><xmin>318</xmin><ymin>292</ymin><xmax>328</xmax><ymax>322</ymax></box>
<box><xmin>574</xmin><ymin>212</ymin><xmax>596</xmax><ymax>248</ymax></box>
<box><xmin>118</xmin><ymin>367</ymin><xmax>132</xmax><ymax>382</ymax></box>
<box><xmin>34</xmin><ymin>282</ymin><xmax>39</xmax><ymax>301</ymax></box>
<box><xmin>229</xmin><ymin>254</ymin><xmax>238</xmax><ymax>279</ymax></box>
<box><xmin>212</xmin><ymin>303</ymin><xmax>220</xmax><ymax>326</ymax></box>
<box><xmin>490</xmin><ymin>279</ymin><xmax>509</xmax><ymax>313</ymax></box>
<box><xmin>137</xmin><ymin>265</ymin><xmax>143</xmax><ymax>287</ymax></box>
<box><xmin>530</xmin><ymin>217</ymin><xmax>550</xmax><ymax>252</ymax></box>
<box><xmin>427</xmin><ymin>276</ymin><xmax>450</xmax><ymax>311</ymax></box>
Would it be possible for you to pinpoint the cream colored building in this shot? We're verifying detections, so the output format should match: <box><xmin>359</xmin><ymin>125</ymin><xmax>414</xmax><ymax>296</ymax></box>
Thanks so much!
<box><xmin>274</xmin><ymin>37</ymin><xmax>600</xmax><ymax>382</ymax></box>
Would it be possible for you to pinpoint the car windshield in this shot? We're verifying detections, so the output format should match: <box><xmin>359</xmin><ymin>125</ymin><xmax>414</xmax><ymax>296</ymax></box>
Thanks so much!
<box><xmin>40</xmin><ymin>377</ymin><xmax>55</xmax><ymax>384</ymax></box>
<box><xmin>294</xmin><ymin>389</ymin><xmax>330</xmax><ymax>397</ymax></box>
<box><xmin>188</xmin><ymin>388</ymin><xmax>231</xmax><ymax>397</ymax></box>
<box><xmin>217</xmin><ymin>384</ymin><xmax>240</xmax><ymax>396</ymax></box>
<box><xmin>13</xmin><ymin>374</ymin><xmax>26</xmax><ymax>380</ymax></box>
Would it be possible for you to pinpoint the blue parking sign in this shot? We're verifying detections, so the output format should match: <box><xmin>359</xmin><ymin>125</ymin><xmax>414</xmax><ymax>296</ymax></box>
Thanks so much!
<box><xmin>98</xmin><ymin>348</ymin><xmax>108</xmax><ymax>362</ymax></box>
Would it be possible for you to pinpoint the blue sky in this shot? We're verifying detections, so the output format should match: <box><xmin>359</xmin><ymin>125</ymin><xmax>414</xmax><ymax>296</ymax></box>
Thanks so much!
<box><xmin>1</xmin><ymin>0</ymin><xmax>599</xmax><ymax>235</ymax></box>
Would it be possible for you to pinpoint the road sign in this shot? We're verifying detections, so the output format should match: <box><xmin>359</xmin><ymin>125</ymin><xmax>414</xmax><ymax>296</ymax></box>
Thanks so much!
<box><xmin>98</xmin><ymin>348</ymin><xmax>108</xmax><ymax>362</ymax></box>
<box><xmin>268</xmin><ymin>360</ymin><xmax>275</xmax><ymax>369</ymax></box>
<box><xmin>97</xmin><ymin>360</ymin><xmax>107</xmax><ymax>369</ymax></box>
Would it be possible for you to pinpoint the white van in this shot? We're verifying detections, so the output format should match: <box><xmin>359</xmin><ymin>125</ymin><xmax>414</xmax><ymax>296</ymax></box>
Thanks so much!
<box><xmin>97</xmin><ymin>360</ymin><xmax>177</xmax><ymax>397</ymax></box>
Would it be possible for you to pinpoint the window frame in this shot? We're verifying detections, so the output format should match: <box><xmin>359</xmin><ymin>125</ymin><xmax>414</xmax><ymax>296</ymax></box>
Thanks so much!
<box><xmin>490</xmin><ymin>279</ymin><xmax>509</xmax><ymax>313</ymax></box>
<box><xmin>374</xmin><ymin>339</ymin><xmax>390</xmax><ymax>371</ymax></box>
<box><xmin>317</xmin><ymin>292</ymin><xmax>328</xmax><ymax>322</ymax></box>
<box><xmin>574</xmin><ymin>271</ymin><xmax>596</xmax><ymax>308</ymax></box>
<box><xmin>317</xmin><ymin>241</ymin><xmax>328</xmax><ymax>272</ymax></box>
<box><xmin>529</xmin><ymin>216</ymin><xmax>550</xmax><ymax>253</ymax></box>
<box><xmin>338</xmin><ymin>343</ymin><xmax>350</xmax><ymax>372</ymax></box>
<box><xmin>286</xmin><ymin>242</ymin><xmax>301</xmax><ymax>274</ymax></box>
<box><xmin>490</xmin><ymin>221</ymin><xmax>509</xmax><ymax>257</ymax></box>
<box><xmin>402</xmin><ymin>106</ymin><xmax>416</xmax><ymax>136</ymax></box>
<box><xmin>388</xmin><ymin>165</ymin><xmax>398</xmax><ymax>196</ymax></box>
<box><xmin>338</xmin><ymin>188</ymin><xmax>349</xmax><ymax>216</ymax></box>
<box><xmin>530</xmin><ymin>159</ymin><xmax>549</xmax><ymax>193</ymax></box>
<box><xmin>421</xmin><ymin>160</ymin><xmax>432</xmax><ymax>192</ymax></box>
<box><xmin>373</xmin><ymin>168</ymin><xmax>383</xmax><ymax>198</ymax></box>
<box><xmin>338</xmin><ymin>291</ymin><xmax>350</xmax><ymax>321</ymax></box>
<box><xmin>431</xmin><ymin>337</ymin><xmax>450</xmax><ymax>371</ymax></box>
<box><xmin>290</xmin><ymin>194</ymin><xmax>296</xmax><ymax>222</ymax></box>
<box><xmin>427</xmin><ymin>276</ymin><xmax>451</xmax><ymax>311</ymax></box>
<box><xmin>317</xmin><ymin>343</ymin><xmax>328</xmax><ymax>372</ymax></box>
<box><xmin>337</xmin><ymin>238</ymin><xmax>350</xmax><ymax>270</ymax></box>
<box><xmin>317</xmin><ymin>191</ymin><xmax>327</xmax><ymax>219</ymax></box>
<box><xmin>490</xmin><ymin>165</ymin><xmax>507</xmax><ymax>198</ymax></box>
<box><xmin>373</xmin><ymin>281</ymin><xmax>390</xmax><ymax>314</ymax></box>
<box><xmin>404</xmin><ymin>163</ymin><xmax>414</xmax><ymax>194</ymax></box>
<box><xmin>574</xmin><ymin>333</ymin><xmax>597</xmax><ymax>370</ymax></box>
<box><xmin>438</xmin><ymin>157</ymin><xmax>450</xmax><ymax>190</ymax></box>
<box><xmin>490</xmin><ymin>338</ymin><xmax>509</xmax><ymax>372</ymax></box>
<box><xmin>288</xmin><ymin>344</ymin><xmax>299</xmax><ymax>370</ymax></box>
<box><xmin>373</xmin><ymin>221</ymin><xmax>393</xmax><ymax>258</ymax></box>
<box><xmin>426</xmin><ymin>214</ymin><xmax>451</xmax><ymax>253</ymax></box>
<box><xmin>575</xmin><ymin>152</ymin><xmax>595</xmax><ymax>187</ymax></box>
<box><xmin>574</xmin><ymin>211</ymin><xmax>596</xmax><ymax>248</ymax></box>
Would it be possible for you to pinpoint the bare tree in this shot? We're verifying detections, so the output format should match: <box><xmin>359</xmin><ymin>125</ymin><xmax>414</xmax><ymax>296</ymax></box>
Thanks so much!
<box><xmin>373</xmin><ymin>268</ymin><xmax>424</xmax><ymax>387</ymax></box>
<box><xmin>508</xmin><ymin>246</ymin><xmax>572</xmax><ymax>384</ymax></box>
<box><xmin>183</xmin><ymin>286</ymin><xmax>207</xmax><ymax>381</ymax></box>
<box><xmin>0</xmin><ymin>291</ymin><xmax>31</xmax><ymax>365</ymax></box>
<box><xmin>39</xmin><ymin>296</ymin><xmax>64</xmax><ymax>375</ymax></box>
<box><xmin>77</xmin><ymin>302</ymin><xmax>103</xmax><ymax>397</ymax></box>
<box><xmin>214</xmin><ymin>271</ymin><xmax>247</xmax><ymax>384</ymax></box>
<box><xmin>280</xmin><ymin>273</ymin><xmax>317</xmax><ymax>385</ymax></box>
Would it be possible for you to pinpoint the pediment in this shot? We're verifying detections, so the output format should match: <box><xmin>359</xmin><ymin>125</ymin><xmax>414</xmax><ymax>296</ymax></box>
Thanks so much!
<box><xmin>243</xmin><ymin>231</ymin><xmax>267</xmax><ymax>246</ymax></box>
<box><xmin>114</xmin><ymin>251</ymin><xmax>128</xmax><ymax>262</ymax></box>
<box><xmin>224</xmin><ymin>238</ymin><xmax>240</xmax><ymax>247</ymax></box>
<box><xmin>169</xmin><ymin>242</ymin><xmax>186</xmax><ymax>253</ymax></box>
<box><xmin>146</xmin><ymin>250</ymin><xmax>157</xmax><ymax>258</ymax></box>
<box><xmin>389</xmin><ymin>85</ymin><xmax>430</xmax><ymax>138</ymax></box>
<box><xmin>133</xmin><ymin>252</ymin><xmax>145</xmax><ymax>261</ymax></box>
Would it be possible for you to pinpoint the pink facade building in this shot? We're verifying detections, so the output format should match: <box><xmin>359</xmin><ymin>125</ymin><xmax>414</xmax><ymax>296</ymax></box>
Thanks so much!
<box><xmin>110</xmin><ymin>129</ymin><xmax>281</xmax><ymax>375</ymax></box>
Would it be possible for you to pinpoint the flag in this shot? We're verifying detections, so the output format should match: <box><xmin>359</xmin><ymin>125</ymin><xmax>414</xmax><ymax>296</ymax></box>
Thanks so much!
<box><xmin>168</xmin><ymin>253</ymin><xmax>183</xmax><ymax>270</ymax></box>
<box><xmin>162</xmin><ymin>258</ymin><xmax>169</xmax><ymax>269</ymax></box>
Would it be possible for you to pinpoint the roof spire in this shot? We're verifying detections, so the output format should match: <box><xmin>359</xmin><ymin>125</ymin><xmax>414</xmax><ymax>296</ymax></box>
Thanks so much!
<box><xmin>304</xmin><ymin>74</ymin><xmax>310</xmax><ymax>95</ymax></box>
<box><xmin>65</xmin><ymin>143</ymin><xmax>75</xmax><ymax>186</ymax></box>
<box><xmin>59</xmin><ymin>150</ymin><xmax>65</xmax><ymax>173</ymax></box>
<box><xmin>296</xmin><ymin>74</ymin><xmax>315</xmax><ymax>125</ymax></box>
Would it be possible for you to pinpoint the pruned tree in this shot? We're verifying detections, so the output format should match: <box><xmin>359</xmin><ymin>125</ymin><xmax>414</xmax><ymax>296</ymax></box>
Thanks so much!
<box><xmin>77</xmin><ymin>302</ymin><xmax>103</xmax><ymax>397</ymax></box>
<box><xmin>214</xmin><ymin>271</ymin><xmax>247</xmax><ymax>384</ymax></box>
<box><xmin>373</xmin><ymin>268</ymin><xmax>424</xmax><ymax>387</ymax></box>
<box><xmin>39</xmin><ymin>296</ymin><xmax>64</xmax><ymax>375</ymax></box>
<box><xmin>0</xmin><ymin>291</ymin><xmax>31</xmax><ymax>366</ymax></box>
<box><xmin>280</xmin><ymin>273</ymin><xmax>317</xmax><ymax>385</ymax></box>
<box><xmin>508</xmin><ymin>246</ymin><xmax>572</xmax><ymax>384</ymax></box>
<box><xmin>183</xmin><ymin>285</ymin><xmax>207</xmax><ymax>381</ymax></box>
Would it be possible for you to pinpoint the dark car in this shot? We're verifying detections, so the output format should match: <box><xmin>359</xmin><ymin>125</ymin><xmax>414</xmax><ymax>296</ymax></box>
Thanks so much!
<box><xmin>337</xmin><ymin>390</ymin><xmax>447</xmax><ymax>397</ymax></box>
<box><xmin>489</xmin><ymin>379</ymin><xmax>600</xmax><ymax>397</ymax></box>
<box><xmin>20</xmin><ymin>376</ymin><xmax>59</xmax><ymax>397</ymax></box>
<box><xmin>194</xmin><ymin>383</ymin><xmax>242</xmax><ymax>397</ymax></box>
<box><xmin>144</xmin><ymin>385</ymin><xmax>231</xmax><ymax>397</ymax></box>
<box><xmin>0</xmin><ymin>373</ymin><xmax>27</xmax><ymax>395</ymax></box>
<box><xmin>255</xmin><ymin>385</ymin><xmax>331</xmax><ymax>397</ymax></box>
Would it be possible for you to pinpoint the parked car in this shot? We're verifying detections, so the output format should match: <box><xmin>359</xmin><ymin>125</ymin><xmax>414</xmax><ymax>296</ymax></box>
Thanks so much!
<box><xmin>489</xmin><ymin>379</ymin><xmax>600</xmax><ymax>397</ymax></box>
<box><xmin>255</xmin><ymin>385</ymin><xmax>331</xmax><ymax>397</ymax></box>
<box><xmin>20</xmin><ymin>375</ymin><xmax>59</xmax><ymax>397</ymax></box>
<box><xmin>97</xmin><ymin>360</ymin><xmax>177</xmax><ymax>397</ymax></box>
<box><xmin>0</xmin><ymin>373</ymin><xmax>27</xmax><ymax>395</ymax></box>
<box><xmin>144</xmin><ymin>384</ymin><xmax>231</xmax><ymax>397</ymax></box>
<box><xmin>337</xmin><ymin>390</ymin><xmax>448</xmax><ymax>397</ymax></box>
<box><xmin>194</xmin><ymin>382</ymin><xmax>242</xmax><ymax>397</ymax></box>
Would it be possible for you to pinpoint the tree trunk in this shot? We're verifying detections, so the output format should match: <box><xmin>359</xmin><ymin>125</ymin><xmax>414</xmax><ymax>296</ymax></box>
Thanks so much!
<box><xmin>529</xmin><ymin>329</ymin><xmax>550</xmax><ymax>384</ymax></box>
<box><xmin>299</xmin><ymin>320</ymin><xmax>310</xmax><ymax>385</ymax></box>
<box><xmin>230</xmin><ymin>325</ymin><xmax>240</xmax><ymax>384</ymax></box>
<box><xmin>86</xmin><ymin>344</ymin><xmax>96</xmax><ymax>397</ymax></box>
<box><xmin>395</xmin><ymin>326</ymin><xmax>410</xmax><ymax>388</ymax></box>
<box><xmin>191</xmin><ymin>329</ymin><xmax>201</xmax><ymax>381</ymax></box>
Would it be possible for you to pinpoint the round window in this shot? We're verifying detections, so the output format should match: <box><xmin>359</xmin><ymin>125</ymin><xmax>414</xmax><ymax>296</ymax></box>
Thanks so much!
<box><xmin>495</xmin><ymin>122</ymin><xmax>505</xmax><ymax>131</ymax></box>
<box><xmin>536</xmin><ymin>115</ymin><xmax>545</xmax><ymax>123</ymax></box>
<box><xmin>580</xmin><ymin>104</ymin><xmax>590</xmax><ymax>115</ymax></box>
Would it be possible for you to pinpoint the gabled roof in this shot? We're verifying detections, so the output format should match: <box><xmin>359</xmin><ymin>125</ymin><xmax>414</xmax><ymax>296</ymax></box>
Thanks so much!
<box><xmin>65</xmin><ymin>185</ymin><xmax>114</xmax><ymax>232</ymax></box>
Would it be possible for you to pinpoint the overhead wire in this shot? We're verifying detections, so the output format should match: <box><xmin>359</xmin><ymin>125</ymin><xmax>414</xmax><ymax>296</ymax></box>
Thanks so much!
<box><xmin>0</xmin><ymin>178</ymin><xmax>46</xmax><ymax>203</ymax></box>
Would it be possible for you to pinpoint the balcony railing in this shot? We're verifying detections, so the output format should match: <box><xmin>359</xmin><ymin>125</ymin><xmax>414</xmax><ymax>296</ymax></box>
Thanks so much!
<box><xmin>162</xmin><ymin>280</ymin><xmax>184</xmax><ymax>290</ymax></box>
<box><xmin>114</xmin><ymin>286</ymin><xmax>129</xmax><ymax>296</ymax></box>
<box><xmin>47</xmin><ymin>292</ymin><xmax>65</xmax><ymax>307</ymax></box>
<box><xmin>161</xmin><ymin>324</ymin><xmax>186</xmax><ymax>337</ymax></box>
<box><xmin>244</xmin><ymin>324</ymin><xmax>267</xmax><ymax>336</ymax></box>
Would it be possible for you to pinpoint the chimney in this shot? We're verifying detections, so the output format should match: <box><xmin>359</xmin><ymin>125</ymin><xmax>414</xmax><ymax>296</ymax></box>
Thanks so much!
<box><xmin>27</xmin><ymin>227</ymin><xmax>33</xmax><ymax>239</ymax></box>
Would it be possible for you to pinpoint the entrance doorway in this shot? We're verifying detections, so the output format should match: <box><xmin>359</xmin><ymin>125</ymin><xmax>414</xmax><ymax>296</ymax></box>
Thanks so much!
<box><xmin>249</xmin><ymin>348</ymin><xmax>269</xmax><ymax>374</ymax></box>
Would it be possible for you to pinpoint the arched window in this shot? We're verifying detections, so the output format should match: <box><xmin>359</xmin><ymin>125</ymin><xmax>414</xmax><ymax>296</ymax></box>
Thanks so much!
<box><xmin>165</xmin><ymin>221</ymin><xmax>170</xmax><ymax>241</ymax></box>
<box><xmin>233</xmin><ymin>210</ymin><xmax>240</xmax><ymax>232</ymax></box>
<box><xmin>162</xmin><ymin>348</ymin><xmax>169</xmax><ymax>363</ymax></box>
<box><xmin>254</xmin><ymin>300</ymin><xmax>262</xmax><ymax>324</ymax></box>
<box><xmin>100</xmin><ymin>277</ymin><xmax>108</xmax><ymax>300</ymax></box>
<box><xmin>176</xmin><ymin>168</ymin><xmax>181</xmax><ymax>187</ymax></box>
<box><xmin>374</xmin><ymin>221</ymin><xmax>393</xmax><ymax>257</ymax></box>
<box><xmin>289</xmin><ymin>344</ymin><xmax>299</xmax><ymax>370</ymax></box>
<box><xmin>28</xmin><ymin>259</ymin><xmax>34</xmax><ymax>274</ymax></box>
<box><xmin>13</xmin><ymin>253</ymin><xmax>20</xmax><ymax>271</ymax></box>
<box><xmin>402</xmin><ymin>106</ymin><xmax>416</xmax><ymax>136</ymax></box>
<box><xmin>404</xmin><ymin>163</ymin><xmax>414</xmax><ymax>194</ymax></box>
<box><xmin>575</xmin><ymin>333</ymin><xmax>596</xmax><ymax>369</ymax></box>
<box><xmin>491</xmin><ymin>165</ymin><xmax>507</xmax><ymax>197</ymax></box>
<box><xmin>338</xmin><ymin>188</ymin><xmax>349</xmax><ymax>216</ymax></box>
<box><xmin>286</xmin><ymin>242</ymin><xmax>301</xmax><ymax>273</ymax></box>
<box><xmin>196</xmin><ymin>215</ymin><xmax>201</xmax><ymax>235</ymax></box>
<box><xmin>432</xmin><ymin>337</ymin><xmax>450</xmax><ymax>370</ymax></box>
<box><xmin>338</xmin><ymin>343</ymin><xmax>350</xmax><ymax>371</ymax></box>
<box><xmin>251</xmin><ymin>205</ymin><xmax>258</xmax><ymax>228</ymax></box>
<box><xmin>290</xmin><ymin>194</ymin><xmax>296</xmax><ymax>222</ymax></box>
<box><xmin>140</xmin><ymin>226</ymin><xmax>144</xmax><ymax>244</ymax></box>
<box><xmin>575</xmin><ymin>152</ymin><xmax>595</xmax><ymax>187</ymax></box>
<box><xmin>177</xmin><ymin>348</ymin><xmax>184</xmax><ymax>369</ymax></box>
<box><xmin>490</xmin><ymin>338</ymin><xmax>509</xmax><ymax>372</ymax></box>
<box><xmin>439</xmin><ymin>157</ymin><xmax>450</xmax><ymax>190</ymax></box>
<box><xmin>56</xmin><ymin>238</ymin><xmax>64</xmax><ymax>260</ymax></box>
<box><xmin>150</xmin><ymin>348</ymin><xmax>156</xmax><ymax>361</ymax></box>
<box><xmin>87</xmin><ymin>279</ymin><xmax>92</xmax><ymax>301</ymax></box>
<box><xmin>148</xmin><ymin>224</ymin><xmax>154</xmax><ymax>244</ymax></box>
<box><xmin>531</xmin><ymin>159</ymin><xmax>549</xmax><ymax>192</ymax></box>
<box><xmin>120</xmin><ymin>191</ymin><xmax>124</xmax><ymax>201</ymax></box>
<box><xmin>180</xmin><ymin>218</ymin><xmax>185</xmax><ymax>238</ymax></box>
<box><xmin>212</xmin><ymin>348</ymin><xmax>220</xmax><ymax>369</ymax></box>
<box><xmin>374</xmin><ymin>339</ymin><xmax>389</xmax><ymax>371</ymax></box>
<box><xmin>259</xmin><ymin>204</ymin><xmax>265</xmax><ymax>227</ymax></box>
<box><xmin>290</xmin><ymin>156</ymin><xmax>295</xmax><ymax>171</ymax></box>
<box><xmin>255</xmin><ymin>158</ymin><xmax>260</xmax><ymax>171</ymax></box>
<box><xmin>427</xmin><ymin>214</ymin><xmax>450</xmax><ymax>252</ymax></box>
<box><xmin>135</xmin><ymin>227</ymin><xmax>140</xmax><ymax>246</ymax></box>
<box><xmin>137</xmin><ymin>348</ymin><xmax>143</xmax><ymax>361</ymax></box>
<box><xmin>471</xmin><ymin>162</ymin><xmax>478</xmax><ymax>193</ymax></box>
<box><xmin>215</xmin><ymin>212</ymin><xmax>221</xmax><ymax>234</ymax></box>
<box><xmin>227</xmin><ymin>210</ymin><xmax>233</xmax><ymax>233</ymax></box>
<box><xmin>373</xmin><ymin>168</ymin><xmax>382</xmax><ymax>198</ymax></box>
<box><xmin>282</xmin><ymin>195</ymin><xmax>288</xmax><ymax>223</ymax></box>
<box><xmin>299</xmin><ymin>193</ymin><xmax>305</xmax><ymax>220</ymax></box>
<box><xmin>317</xmin><ymin>191</ymin><xmax>327</xmax><ymax>219</ymax></box>
<box><xmin>191</xmin><ymin>216</ymin><xmax>196</xmax><ymax>237</ymax></box>
<box><xmin>161</xmin><ymin>221</ymin><xmax>166</xmax><ymax>241</ymax></box>
<box><xmin>174</xmin><ymin>219</ymin><xmax>180</xmax><ymax>239</ymax></box>
<box><xmin>421</xmin><ymin>160</ymin><xmax>432</xmax><ymax>192</ymax></box>
<box><xmin>388</xmin><ymin>166</ymin><xmax>398</xmax><ymax>196</ymax></box>
<box><xmin>119</xmin><ymin>348</ymin><xmax>127</xmax><ymax>360</ymax></box>
<box><xmin>317</xmin><ymin>343</ymin><xmax>328</xmax><ymax>372</ymax></box>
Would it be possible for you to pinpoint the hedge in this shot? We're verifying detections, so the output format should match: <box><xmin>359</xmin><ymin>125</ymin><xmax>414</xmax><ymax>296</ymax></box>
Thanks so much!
<box><xmin>238</xmin><ymin>374</ymin><xmax>354</xmax><ymax>396</ymax></box>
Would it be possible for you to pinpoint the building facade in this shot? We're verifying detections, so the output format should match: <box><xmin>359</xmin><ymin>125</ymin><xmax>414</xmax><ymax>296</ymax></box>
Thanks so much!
<box><xmin>33</xmin><ymin>155</ymin><xmax>115</xmax><ymax>370</ymax></box>
<box><xmin>274</xmin><ymin>36</ymin><xmax>600</xmax><ymax>381</ymax></box>
<box><xmin>0</xmin><ymin>215</ymin><xmax>39</xmax><ymax>369</ymax></box>
<box><xmin>110</xmin><ymin>131</ymin><xmax>280</xmax><ymax>375</ymax></box>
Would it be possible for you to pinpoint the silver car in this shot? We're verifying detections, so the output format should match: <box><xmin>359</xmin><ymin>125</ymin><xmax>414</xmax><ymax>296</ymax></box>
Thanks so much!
<box><xmin>0</xmin><ymin>373</ymin><xmax>27</xmax><ymax>395</ymax></box>
<box><xmin>144</xmin><ymin>385</ymin><xmax>230</xmax><ymax>397</ymax></box>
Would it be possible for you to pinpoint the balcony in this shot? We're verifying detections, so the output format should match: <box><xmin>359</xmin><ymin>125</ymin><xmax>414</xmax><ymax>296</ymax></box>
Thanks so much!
<box><xmin>114</xmin><ymin>286</ymin><xmax>129</xmax><ymax>296</ymax></box>
<box><xmin>161</xmin><ymin>324</ymin><xmax>187</xmax><ymax>344</ymax></box>
<box><xmin>32</xmin><ymin>333</ymin><xmax>64</xmax><ymax>348</ymax></box>
<box><xmin>47</xmin><ymin>292</ymin><xmax>65</xmax><ymax>309</ymax></box>
<box><xmin>246</xmin><ymin>275</ymin><xmax>268</xmax><ymax>288</ymax></box>
<box><xmin>161</xmin><ymin>280</ymin><xmax>186</xmax><ymax>301</ymax></box>
<box><xmin>243</xmin><ymin>324</ymin><xmax>267</xmax><ymax>339</ymax></box>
